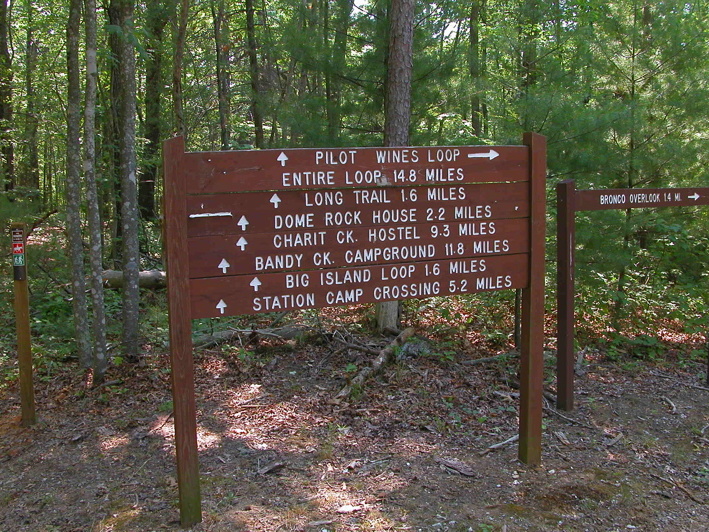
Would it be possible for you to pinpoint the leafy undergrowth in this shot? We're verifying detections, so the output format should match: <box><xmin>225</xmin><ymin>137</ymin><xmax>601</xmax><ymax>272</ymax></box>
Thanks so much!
<box><xmin>1</xmin><ymin>304</ymin><xmax>708</xmax><ymax>531</ymax></box>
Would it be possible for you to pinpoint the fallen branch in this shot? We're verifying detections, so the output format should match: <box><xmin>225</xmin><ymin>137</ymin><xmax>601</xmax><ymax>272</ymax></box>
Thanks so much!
<box><xmin>461</xmin><ymin>351</ymin><xmax>519</xmax><ymax>366</ymax></box>
<box><xmin>649</xmin><ymin>473</ymin><xmax>705</xmax><ymax>504</ymax></box>
<box><xmin>336</xmin><ymin>327</ymin><xmax>415</xmax><ymax>399</ymax></box>
<box><xmin>479</xmin><ymin>434</ymin><xmax>519</xmax><ymax>456</ymax></box>
<box><xmin>330</xmin><ymin>336</ymin><xmax>381</xmax><ymax>356</ymax></box>
<box><xmin>543</xmin><ymin>399</ymin><xmax>596</xmax><ymax>430</ymax></box>
<box><xmin>661</xmin><ymin>396</ymin><xmax>678</xmax><ymax>414</ymax></box>
<box><xmin>102</xmin><ymin>269</ymin><xmax>166</xmax><ymax>289</ymax></box>
<box><xmin>194</xmin><ymin>325</ymin><xmax>315</xmax><ymax>348</ymax></box>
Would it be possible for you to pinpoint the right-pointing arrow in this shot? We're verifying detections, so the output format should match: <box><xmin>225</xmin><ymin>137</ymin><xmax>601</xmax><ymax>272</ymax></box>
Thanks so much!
<box><xmin>689</xmin><ymin>193</ymin><xmax>700</xmax><ymax>201</ymax></box>
<box><xmin>467</xmin><ymin>149</ymin><xmax>499</xmax><ymax>160</ymax></box>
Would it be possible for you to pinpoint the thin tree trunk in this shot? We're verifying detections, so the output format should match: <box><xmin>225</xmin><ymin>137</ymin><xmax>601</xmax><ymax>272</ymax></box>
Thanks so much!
<box><xmin>212</xmin><ymin>0</ymin><xmax>231</xmax><ymax>150</ymax></box>
<box><xmin>67</xmin><ymin>0</ymin><xmax>92</xmax><ymax>369</ymax></box>
<box><xmin>112</xmin><ymin>0</ymin><xmax>140</xmax><ymax>360</ymax></box>
<box><xmin>140</xmin><ymin>1</ymin><xmax>168</xmax><ymax>219</ymax></box>
<box><xmin>245</xmin><ymin>0</ymin><xmax>264</xmax><ymax>148</ymax></box>
<box><xmin>326</xmin><ymin>0</ymin><xmax>353</xmax><ymax>144</ymax></box>
<box><xmin>173</xmin><ymin>0</ymin><xmax>189</xmax><ymax>137</ymax></box>
<box><xmin>469</xmin><ymin>0</ymin><xmax>486</xmax><ymax>138</ymax></box>
<box><xmin>0</xmin><ymin>0</ymin><xmax>14</xmax><ymax>193</ymax></box>
<box><xmin>24</xmin><ymin>0</ymin><xmax>39</xmax><ymax>191</ymax></box>
<box><xmin>376</xmin><ymin>0</ymin><xmax>415</xmax><ymax>332</ymax></box>
<box><xmin>85</xmin><ymin>0</ymin><xmax>108</xmax><ymax>382</ymax></box>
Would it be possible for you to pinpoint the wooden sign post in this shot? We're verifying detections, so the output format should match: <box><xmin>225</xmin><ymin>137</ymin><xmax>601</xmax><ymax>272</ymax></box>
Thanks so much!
<box><xmin>163</xmin><ymin>134</ymin><xmax>546</xmax><ymax>526</ymax></box>
<box><xmin>556</xmin><ymin>181</ymin><xmax>709</xmax><ymax>411</ymax></box>
<box><xmin>11</xmin><ymin>223</ymin><xmax>35</xmax><ymax>427</ymax></box>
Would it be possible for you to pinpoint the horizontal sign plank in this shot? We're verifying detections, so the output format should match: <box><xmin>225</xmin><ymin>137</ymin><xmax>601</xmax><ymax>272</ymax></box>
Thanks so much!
<box><xmin>180</xmin><ymin>145</ymin><xmax>529</xmax><ymax>194</ymax></box>
<box><xmin>576</xmin><ymin>187</ymin><xmax>709</xmax><ymax>211</ymax></box>
<box><xmin>186</xmin><ymin>182</ymin><xmax>530</xmax><ymax>237</ymax></box>
<box><xmin>190</xmin><ymin>253</ymin><xmax>529</xmax><ymax>319</ymax></box>
<box><xmin>188</xmin><ymin>218</ymin><xmax>529</xmax><ymax>278</ymax></box>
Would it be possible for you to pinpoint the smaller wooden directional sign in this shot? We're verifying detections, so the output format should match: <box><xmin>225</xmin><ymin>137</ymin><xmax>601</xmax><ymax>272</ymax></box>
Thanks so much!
<box><xmin>575</xmin><ymin>187</ymin><xmax>709</xmax><ymax>211</ymax></box>
<box><xmin>556</xmin><ymin>182</ymin><xmax>709</xmax><ymax>413</ymax></box>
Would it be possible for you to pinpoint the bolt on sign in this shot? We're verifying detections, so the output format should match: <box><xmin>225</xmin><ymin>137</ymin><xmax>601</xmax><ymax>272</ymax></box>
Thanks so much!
<box><xmin>556</xmin><ymin>180</ymin><xmax>709</xmax><ymax>412</ymax></box>
<box><xmin>163</xmin><ymin>134</ymin><xmax>547</xmax><ymax>526</ymax></box>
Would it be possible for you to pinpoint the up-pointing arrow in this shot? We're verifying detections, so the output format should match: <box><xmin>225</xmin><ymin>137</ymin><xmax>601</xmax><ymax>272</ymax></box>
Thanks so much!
<box><xmin>689</xmin><ymin>193</ymin><xmax>700</xmax><ymax>201</ymax></box>
<box><xmin>236</xmin><ymin>237</ymin><xmax>248</xmax><ymax>251</ymax></box>
<box><xmin>467</xmin><ymin>149</ymin><xmax>499</xmax><ymax>160</ymax></box>
<box><xmin>218</xmin><ymin>258</ymin><xmax>231</xmax><ymax>273</ymax></box>
<box><xmin>216</xmin><ymin>299</ymin><xmax>227</xmax><ymax>314</ymax></box>
<box><xmin>250</xmin><ymin>277</ymin><xmax>262</xmax><ymax>292</ymax></box>
<box><xmin>277</xmin><ymin>152</ymin><xmax>289</xmax><ymax>167</ymax></box>
<box><xmin>270</xmin><ymin>193</ymin><xmax>282</xmax><ymax>208</ymax></box>
<box><xmin>238</xmin><ymin>215</ymin><xmax>249</xmax><ymax>231</ymax></box>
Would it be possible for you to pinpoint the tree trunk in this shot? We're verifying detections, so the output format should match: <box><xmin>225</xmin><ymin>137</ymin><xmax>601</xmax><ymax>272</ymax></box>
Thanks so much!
<box><xmin>469</xmin><ymin>0</ymin><xmax>487</xmax><ymax>138</ymax></box>
<box><xmin>173</xmin><ymin>0</ymin><xmax>189</xmax><ymax>137</ymax></box>
<box><xmin>67</xmin><ymin>0</ymin><xmax>92</xmax><ymax>369</ymax></box>
<box><xmin>0</xmin><ymin>0</ymin><xmax>13</xmax><ymax>193</ymax></box>
<box><xmin>23</xmin><ymin>0</ymin><xmax>39</xmax><ymax>192</ymax></box>
<box><xmin>245</xmin><ymin>0</ymin><xmax>264</xmax><ymax>148</ymax></box>
<box><xmin>519</xmin><ymin>0</ymin><xmax>540</xmax><ymax>130</ymax></box>
<box><xmin>212</xmin><ymin>0</ymin><xmax>231</xmax><ymax>150</ymax></box>
<box><xmin>376</xmin><ymin>0</ymin><xmax>415</xmax><ymax>333</ymax></box>
<box><xmin>326</xmin><ymin>0</ymin><xmax>353</xmax><ymax>144</ymax></box>
<box><xmin>111</xmin><ymin>0</ymin><xmax>140</xmax><ymax>360</ymax></box>
<box><xmin>140</xmin><ymin>2</ymin><xmax>168</xmax><ymax>220</ymax></box>
<box><xmin>85</xmin><ymin>0</ymin><xmax>108</xmax><ymax>382</ymax></box>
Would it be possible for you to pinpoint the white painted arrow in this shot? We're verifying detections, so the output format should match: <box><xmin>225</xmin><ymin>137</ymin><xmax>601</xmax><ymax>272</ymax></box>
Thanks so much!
<box><xmin>218</xmin><ymin>258</ymin><xmax>231</xmax><ymax>274</ymax></box>
<box><xmin>467</xmin><ymin>149</ymin><xmax>499</xmax><ymax>160</ymax></box>
<box><xmin>277</xmin><ymin>152</ymin><xmax>289</xmax><ymax>167</ymax></box>
<box><xmin>250</xmin><ymin>277</ymin><xmax>262</xmax><ymax>292</ymax></box>
<box><xmin>270</xmin><ymin>193</ymin><xmax>282</xmax><ymax>208</ymax></box>
<box><xmin>237</xmin><ymin>215</ymin><xmax>249</xmax><ymax>231</ymax></box>
<box><xmin>689</xmin><ymin>193</ymin><xmax>700</xmax><ymax>201</ymax></box>
<box><xmin>216</xmin><ymin>299</ymin><xmax>228</xmax><ymax>314</ymax></box>
<box><xmin>236</xmin><ymin>237</ymin><xmax>248</xmax><ymax>251</ymax></box>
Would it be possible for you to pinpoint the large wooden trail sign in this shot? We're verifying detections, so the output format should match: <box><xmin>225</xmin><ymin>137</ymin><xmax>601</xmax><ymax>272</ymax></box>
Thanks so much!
<box><xmin>163</xmin><ymin>134</ymin><xmax>546</xmax><ymax>526</ymax></box>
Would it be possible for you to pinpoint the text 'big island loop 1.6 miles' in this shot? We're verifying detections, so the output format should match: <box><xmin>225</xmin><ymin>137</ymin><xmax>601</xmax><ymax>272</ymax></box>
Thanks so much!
<box><xmin>181</xmin><ymin>145</ymin><xmax>531</xmax><ymax>319</ymax></box>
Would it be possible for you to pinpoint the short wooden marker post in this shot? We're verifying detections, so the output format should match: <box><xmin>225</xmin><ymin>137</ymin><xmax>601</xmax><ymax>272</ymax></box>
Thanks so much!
<box><xmin>11</xmin><ymin>223</ymin><xmax>35</xmax><ymax>427</ymax></box>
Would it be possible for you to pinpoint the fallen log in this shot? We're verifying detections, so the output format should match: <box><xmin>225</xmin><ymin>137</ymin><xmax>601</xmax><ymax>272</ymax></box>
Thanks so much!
<box><xmin>336</xmin><ymin>327</ymin><xmax>415</xmax><ymax>399</ymax></box>
<box><xmin>102</xmin><ymin>269</ymin><xmax>167</xmax><ymax>289</ymax></box>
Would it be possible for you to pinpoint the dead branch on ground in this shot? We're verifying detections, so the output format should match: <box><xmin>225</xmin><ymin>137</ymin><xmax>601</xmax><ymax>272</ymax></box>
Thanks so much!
<box><xmin>335</xmin><ymin>327</ymin><xmax>416</xmax><ymax>399</ymax></box>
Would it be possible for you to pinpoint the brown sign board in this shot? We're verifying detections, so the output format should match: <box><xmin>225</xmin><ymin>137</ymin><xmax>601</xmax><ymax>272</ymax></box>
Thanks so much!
<box><xmin>163</xmin><ymin>134</ymin><xmax>547</xmax><ymax>526</ymax></box>
<box><xmin>179</xmin><ymin>145</ymin><xmax>529</xmax><ymax>194</ymax></box>
<box><xmin>576</xmin><ymin>187</ymin><xmax>709</xmax><ymax>211</ymax></box>
<box><xmin>190</xmin><ymin>253</ymin><xmax>529</xmax><ymax>318</ymax></box>
<box><xmin>186</xmin><ymin>182</ymin><xmax>530</xmax><ymax>237</ymax></box>
<box><xmin>187</xmin><ymin>217</ymin><xmax>529</xmax><ymax>279</ymax></box>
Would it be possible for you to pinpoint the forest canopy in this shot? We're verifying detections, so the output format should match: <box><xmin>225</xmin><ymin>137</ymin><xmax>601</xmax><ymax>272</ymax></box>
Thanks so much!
<box><xmin>1</xmin><ymin>0</ymin><xmax>708</xmax><ymax>376</ymax></box>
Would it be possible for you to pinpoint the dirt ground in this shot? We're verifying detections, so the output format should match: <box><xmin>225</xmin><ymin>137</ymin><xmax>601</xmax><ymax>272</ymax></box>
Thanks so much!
<box><xmin>1</xmin><ymin>319</ymin><xmax>708</xmax><ymax>531</ymax></box>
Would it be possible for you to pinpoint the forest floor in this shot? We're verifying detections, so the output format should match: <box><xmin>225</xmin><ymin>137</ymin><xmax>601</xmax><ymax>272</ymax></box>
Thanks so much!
<box><xmin>1</xmin><ymin>306</ymin><xmax>708</xmax><ymax>532</ymax></box>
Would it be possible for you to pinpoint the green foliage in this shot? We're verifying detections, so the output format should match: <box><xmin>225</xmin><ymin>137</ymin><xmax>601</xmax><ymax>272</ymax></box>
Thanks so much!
<box><xmin>603</xmin><ymin>334</ymin><xmax>665</xmax><ymax>362</ymax></box>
